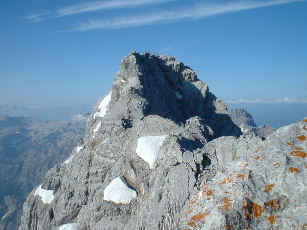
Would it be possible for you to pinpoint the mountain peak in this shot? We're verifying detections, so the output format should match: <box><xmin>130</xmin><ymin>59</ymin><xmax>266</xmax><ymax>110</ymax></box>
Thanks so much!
<box><xmin>18</xmin><ymin>54</ymin><xmax>307</xmax><ymax>230</ymax></box>
<box><xmin>90</xmin><ymin>52</ymin><xmax>240</xmax><ymax>141</ymax></box>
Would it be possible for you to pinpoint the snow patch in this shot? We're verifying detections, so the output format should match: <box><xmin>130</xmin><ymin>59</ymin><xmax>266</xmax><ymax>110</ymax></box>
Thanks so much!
<box><xmin>93</xmin><ymin>92</ymin><xmax>112</xmax><ymax>119</ymax></box>
<box><xmin>93</xmin><ymin>122</ymin><xmax>101</xmax><ymax>133</ymax></box>
<box><xmin>63</xmin><ymin>144</ymin><xmax>83</xmax><ymax>164</ymax></box>
<box><xmin>58</xmin><ymin>223</ymin><xmax>80</xmax><ymax>230</ymax></box>
<box><xmin>240</xmin><ymin>127</ymin><xmax>246</xmax><ymax>133</ymax></box>
<box><xmin>76</xmin><ymin>145</ymin><xmax>83</xmax><ymax>153</ymax></box>
<box><xmin>136</xmin><ymin>135</ymin><xmax>167</xmax><ymax>168</ymax></box>
<box><xmin>64</xmin><ymin>154</ymin><xmax>74</xmax><ymax>164</ymax></box>
<box><xmin>34</xmin><ymin>185</ymin><xmax>54</xmax><ymax>204</ymax></box>
<box><xmin>93</xmin><ymin>122</ymin><xmax>101</xmax><ymax>138</ymax></box>
<box><xmin>103</xmin><ymin>177</ymin><xmax>137</xmax><ymax>204</ymax></box>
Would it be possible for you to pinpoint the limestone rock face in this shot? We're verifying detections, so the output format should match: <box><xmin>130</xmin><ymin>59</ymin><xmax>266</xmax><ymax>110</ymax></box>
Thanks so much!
<box><xmin>229</xmin><ymin>108</ymin><xmax>257</xmax><ymax>128</ymax></box>
<box><xmin>180</xmin><ymin>121</ymin><xmax>307</xmax><ymax>229</ymax></box>
<box><xmin>18</xmin><ymin>53</ymin><xmax>307</xmax><ymax>230</ymax></box>
<box><xmin>230</xmin><ymin>108</ymin><xmax>276</xmax><ymax>139</ymax></box>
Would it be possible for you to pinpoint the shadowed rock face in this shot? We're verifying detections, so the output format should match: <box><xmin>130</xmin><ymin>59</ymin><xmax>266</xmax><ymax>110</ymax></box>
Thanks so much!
<box><xmin>0</xmin><ymin>115</ymin><xmax>87</xmax><ymax>230</ymax></box>
<box><xmin>18</xmin><ymin>53</ymin><xmax>307</xmax><ymax>230</ymax></box>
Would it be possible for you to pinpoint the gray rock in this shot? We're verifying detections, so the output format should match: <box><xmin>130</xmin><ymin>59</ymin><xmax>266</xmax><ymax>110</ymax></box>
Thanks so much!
<box><xmin>230</xmin><ymin>108</ymin><xmax>277</xmax><ymax>139</ymax></box>
<box><xmin>18</xmin><ymin>53</ymin><xmax>307</xmax><ymax>230</ymax></box>
<box><xmin>180</xmin><ymin>120</ymin><xmax>307</xmax><ymax>230</ymax></box>
<box><xmin>251</xmin><ymin>125</ymin><xmax>277</xmax><ymax>139</ymax></box>
<box><xmin>229</xmin><ymin>108</ymin><xmax>257</xmax><ymax>127</ymax></box>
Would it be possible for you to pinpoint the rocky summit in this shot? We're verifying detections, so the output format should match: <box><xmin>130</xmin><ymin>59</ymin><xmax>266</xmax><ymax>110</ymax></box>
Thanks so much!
<box><xmin>18</xmin><ymin>52</ymin><xmax>307</xmax><ymax>230</ymax></box>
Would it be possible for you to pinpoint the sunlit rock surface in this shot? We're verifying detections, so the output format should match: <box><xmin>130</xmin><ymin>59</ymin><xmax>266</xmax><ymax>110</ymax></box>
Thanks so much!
<box><xmin>18</xmin><ymin>53</ymin><xmax>307</xmax><ymax>230</ymax></box>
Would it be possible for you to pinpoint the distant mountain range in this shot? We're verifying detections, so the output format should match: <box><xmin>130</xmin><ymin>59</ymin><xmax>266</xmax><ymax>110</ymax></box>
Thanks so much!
<box><xmin>0</xmin><ymin>114</ymin><xmax>87</xmax><ymax>230</ymax></box>
<box><xmin>0</xmin><ymin>105</ymin><xmax>92</xmax><ymax>122</ymax></box>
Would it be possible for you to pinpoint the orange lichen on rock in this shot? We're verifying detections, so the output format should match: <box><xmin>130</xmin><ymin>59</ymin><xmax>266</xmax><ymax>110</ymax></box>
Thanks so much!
<box><xmin>219</xmin><ymin>197</ymin><xmax>233</xmax><ymax>211</ymax></box>
<box><xmin>225</xmin><ymin>224</ymin><xmax>233</xmax><ymax>229</ymax></box>
<box><xmin>287</xmin><ymin>142</ymin><xmax>294</xmax><ymax>145</ymax></box>
<box><xmin>244</xmin><ymin>212</ymin><xmax>253</xmax><ymax>220</ymax></box>
<box><xmin>267</xmin><ymin>215</ymin><xmax>277</xmax><ymax>225</ymax></box>
<box><xmin>289</xmin><ymin>167</ymin><xmax>301</xmax><ymax>173</ymax></box>
<box><xmin>219</xmin><ymin>175</ymin><xmax>234</xmax><ymax>184</ymax></box>
<box><xmin>202</xmin><ymin>189</ymin><xmax>213</xmax><ymax>196</ymax></box>
<box><xmin>293</xmin><ymin>147</ymin><xmax>304</xmax><ymax>150</ymax></box>
<box><xmin>187</xmin><ymin>221</ymin><xmax>196</xmax><ymax>227</ymax></box>
<box><xmin>243</xmin><ymin>201</ymin><xmax>253</xmax><ymax>220</ymax></box>
<box><xmin>243</xmin><ymin>203</ymin><xmax>249</xmax><ymax>212</ymax></box>
<box><xmin>191</xmin><ymin>213</ymin><xmax>206</xmax><ymax>221</ymax></box>
<box><xmin>237</xmin><ymin>174</ymin><xmax>246</xmax><ymax>178</ymax></box>
<box><xmin>296</xmin><ymin>135</ymin><xmax>306</xmax><ymax>141</ymax></box>
<box><xmin>263</xmin><ymin>184</ymin><xmax>275</xmax><ymax>193</ymax></box>
<box><xmin>190</xmin><ymin>199</ymin><xmax>196</xmax><ymax>205</ymax></box>
<box><xmin>290</xmin><ymin>150</ymin><xmax>307</xmax><ymax>158</ymax></box>
<box><xmin>253</xmin><ymin>203</ymin><xmax>264</xmax><ymax>218</ymax></box>
<box><xmin>265</xmin><ymin>199</ymin><xmax>280</xmax><ymax>211</ymax></box>
<box><xmin>254</xmin><ymin>156</ymin><xmax>262</xmax><ymax>160</ymax></box>
<box><xmin>273</xmin><ymin>162</ymin><xmax>281</xmax><ymax>167</ymax></box>
<box><xmin>224</xmin><ymin>197</ymin><xmax>233</xmax><ymax>202</ymax></box>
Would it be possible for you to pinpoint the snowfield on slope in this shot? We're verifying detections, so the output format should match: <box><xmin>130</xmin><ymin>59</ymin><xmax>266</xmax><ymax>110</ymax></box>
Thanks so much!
<box><xmin>58</xmin><ymin>223</ymin><xmax>80</xmax><ymax>230</ymax></box>
<box><xmin>93</xmin><ymin>92</ymin><xmax>112</xmax><ymax>119</ymax></box>
<box><xmin>34</xmin><ymin>185</ymin><xmax>54</xmax><ymax>204</ymax></box>
<box><xmin>136</xmin><ymin>135</ymin><xmax>167</xmax><ymax>168</ymax></box>
<box><xmin>93</xmin><ymin>121</ymin><xmax>101</xmax><ymax>138</ymax></box>
<box><xmin>64</xmin><ymin>146</ymin><xmax>83</xmax><ymax>164</ymax></box>
<box><xmin>103</xmin><ymin>177</ymin><xmax>137</xmax><ymax>204</ymax></box>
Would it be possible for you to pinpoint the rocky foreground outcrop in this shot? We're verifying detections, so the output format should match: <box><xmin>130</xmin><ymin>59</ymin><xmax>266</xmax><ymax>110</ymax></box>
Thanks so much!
<box><xmin>18</xmin><ymin>53</ymin><xmax>307</xmax><ymax>230</ymax></box>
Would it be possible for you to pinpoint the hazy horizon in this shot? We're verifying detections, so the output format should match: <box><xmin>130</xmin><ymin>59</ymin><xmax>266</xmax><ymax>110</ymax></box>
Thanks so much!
<box><xmin>0</xmin><ymin>101</ymin><xmax>305</xmax><ymax>128</ymax></box>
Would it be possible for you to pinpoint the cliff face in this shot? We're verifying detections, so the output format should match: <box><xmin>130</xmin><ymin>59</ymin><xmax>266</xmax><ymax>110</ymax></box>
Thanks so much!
<box><xmin>229</xmin><ymin>108</ymin><xmax>276</xmax><ymax>139</ymax></box>
<box><xmin>18</xmin><ymin>53</ymin><xmax>307</xmax><ymax>230</ymax></box>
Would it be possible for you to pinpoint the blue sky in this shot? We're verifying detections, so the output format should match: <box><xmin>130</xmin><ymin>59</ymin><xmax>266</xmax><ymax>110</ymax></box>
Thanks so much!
<box><xmin>0</xmin><ymin>0</ymin><xmax>306</xmax><ymax>108</ymax></box>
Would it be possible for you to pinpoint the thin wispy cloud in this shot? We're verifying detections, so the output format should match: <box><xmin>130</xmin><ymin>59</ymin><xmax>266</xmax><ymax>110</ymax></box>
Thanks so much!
<box><xmin>25</xmin><ymin>12</ymin><xmax>49</xmax><ymax>22</ymax></box>
<box><xmin>26</xmin><ymin>0</ymin><xmax>177</xmax><ymax>22</ymax></box>
<box><xmin>57</xmin><ymin>0</ymin><xmax>176</xmax><ymax>17</ymax></box>
<box><xmin>67</xmin><ymin>0</ymin><xmax>303</xmax><ymax>31</ymax></box>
